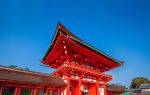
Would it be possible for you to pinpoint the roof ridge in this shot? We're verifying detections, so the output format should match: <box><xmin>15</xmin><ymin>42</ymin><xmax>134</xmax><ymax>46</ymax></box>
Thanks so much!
<box><xmin>0</xmin><ymin>66</ymin><xmax>51</xmax><ymax>77</ymax></box>
<box><xmin>68</xmin><ymin>36</ymin><xmax>123</xmax><ymax>65</ymax></box>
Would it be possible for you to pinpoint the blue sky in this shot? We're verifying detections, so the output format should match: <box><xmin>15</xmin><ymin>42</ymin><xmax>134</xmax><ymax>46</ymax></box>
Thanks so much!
<box><xmin>0</xmin><ymin>0</ymin><xmax>150</xmax><ymax>87</ymax></box>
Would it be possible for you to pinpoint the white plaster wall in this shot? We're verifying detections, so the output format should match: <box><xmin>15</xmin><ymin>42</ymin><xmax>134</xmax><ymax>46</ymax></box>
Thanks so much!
<box><xmin>63</xmin><ymin>80</ymin><xmax>67</xmax><ymax>95</ymax></box>
<box><xmin>99</xmin><ymin>81</ymin><xmax>104</xmax><ymax>84</ymax></box>
<box><xmin>63</xmin><ymin>88</ymin><xmax>66</xmax><ymax>95</ymax></box>
<box><xmin>82</xmin><ymin>78</ymin><xmax>97</xmax><ymax>82</ymax></box>
<box><xmin>99</xmin><ymin>87</ymin><xmax>104</xmax><ymax>95</ymax></box>
<box><xmin>84</xmin><ymin>89</ymin><xmax>88</xmax><ymax>92</ymax></box>
<box><xmin>61</xmin><ymin>90</ymin><xmax>63</xmax><ymax>95</ymax></box>
<box><xmin>75</xmin><ymin>76</ymin><xmax>79</xmax><ymax>79</ymax></box>
<box><xmin>71</xmin><ymin>75</ymin><xmax>74</xmax><ymax>78</ymax></box>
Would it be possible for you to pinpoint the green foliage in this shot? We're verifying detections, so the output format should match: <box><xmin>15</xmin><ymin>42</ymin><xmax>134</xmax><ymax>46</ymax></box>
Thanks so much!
<box><xmin>0</xmin><ymin>65</ymin><xmax>30</xmax><ymax>71</ymax></box>
<box><xmin>107</xmin><ymin>83</ymin><xmax>127</xmax><ymax>89</ymax></box>
<box><xmin>8</xmin><ymin>65</ymin><xmax>30</xmax><ymax>71</ymax></box>
<box><xmin>9</xmin><ymin>65</ymin><xmax>18</xmax><ymax>68</ymax></box>
<box><xmin>24</xmin><ymin>68</ymin><xmax>30</xmax><ymax>71</ymax></box>
<box><xmin>130</xmin><ymin>77</ymin><xmax>150</xmax><ymax>89</ymax></box>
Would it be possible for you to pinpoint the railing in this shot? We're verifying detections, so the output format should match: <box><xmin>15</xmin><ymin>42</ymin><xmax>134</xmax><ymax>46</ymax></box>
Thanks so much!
<box><xmin>51</xmin><ymin>62</ymin><xmax>111</xmax><ymax>79</ymax></box>
<box><xmin>67</xmin><ymin>62</ymin><xmax>110</xmax><ymax>77</ymax></box>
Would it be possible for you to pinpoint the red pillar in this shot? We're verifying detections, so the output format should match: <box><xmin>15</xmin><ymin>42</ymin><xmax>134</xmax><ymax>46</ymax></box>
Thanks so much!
<box><xmin>96</xmin><ymin>82</ymin><xmax>100</xmax><ymax>95</ymax></box>
<box><xmin>88</xmin><ymin>84</ymin><xmax>97</xmax><ymax>95</ymax></box>
<box><xmin>59</xmin><ymin>89</ymin><xmax>61</xmax><ymax>95</ymax></box>
<box><xmin>45</xmin><ymin>89</ymin><xmax>48</xmax><ymax>95</ymax></box>
<box><xmin>78</xmin><ymin>78</ymin><xmax>82</xmax><ymax>95</ymax></box>
<box><xmin>33</xmin><ymin>88</ymin><xmax>37</xmax><ymax>95</ymax></box>
<box><xmin>55</xmin><ymin>89</ymin><xmax>58</xmax><ymax>95</ymax></box>
<box><xmin>60</xmin><ymin>88</ymin><xmax>64</xmax><ymax>95</ymax></box>
<box><xmin>60</xmin><ymin>88</ymin><xmax>62</xmax><ymax>95</ymax></box>
<box><xmin>14</xmin><ymin>86</ymin><xmax>19</xmax><ymax>95</ymax></box>
<box><xmin>62</xmin><ymin>88</ymin><xmax>65</xmax><ymax>95</ymax></box>
<box><xmin>103</xmin><ymin>82</ymin><xmax>107</xmax><ymax>95</ymax></box>
<box><xmin>0</xmin><ymin>87</ymin><xmax>3</xmax><ymax>95</ymax></box>
<box><xmin>66</xmin><ymin>77</ymin><xmax>70</xmax><ymax>95</ymax></box>
<box><xmin>50</xmin><ymin>89</ymin><xmax>52</xmax><ymax>95</ymax></box>
<box><xmin>57</xmin><ymin>89</ymin><xmax>60</xmax><ymax>95</ymax></box>
<box><xmin>59</xmin><ymin>89</ymin><xmax>60</xmax><ymax>95</ymax></box>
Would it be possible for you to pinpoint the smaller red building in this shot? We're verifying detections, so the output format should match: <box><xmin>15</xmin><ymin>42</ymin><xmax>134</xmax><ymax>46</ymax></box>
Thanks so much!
<box><xmin>0</xmin><ymin>66</ymin><xmax>66</xmax><ymax>95</ymax></box>
<box><xmin>107</xmin><ymin>85</ymin><xmax>126</xmax><ymax>95</ymax></box>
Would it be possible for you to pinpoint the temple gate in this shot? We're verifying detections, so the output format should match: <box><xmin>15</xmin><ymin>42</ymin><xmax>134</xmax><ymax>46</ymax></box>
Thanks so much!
<box><xmin>42</xmin><ymin>23</ymin><xmax>123</xmax><ymax>95</ymax></box>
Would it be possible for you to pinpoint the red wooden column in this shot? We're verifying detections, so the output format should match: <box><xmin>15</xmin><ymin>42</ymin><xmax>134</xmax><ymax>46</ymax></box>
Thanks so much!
<box><xmin>32</xmin><ymin>88</ymin><xmax>37</xmax><ymax>95</ymax></box>
<box><xmin>56</xmin><ymin>90</ymin><xmax>58</xmax><ymax>95</ymax></box>
<box><xmin>0</xmin><ymin>87</ymin><xmax>3</xmax><ymax>95</ymax></box>
<box><xmin>62</xmin><ymin>88</ymin><xmax>64</xmax><ymax>95</ymax></box>
<box><xmin>60</xmin><ymin>87</ymin><xmax>64</xmax><ymax>95</ymax></box>
<box><xmin>50</xmin><ymin>89</ymin><xmax>52</xmax><ymax>95</ymax></box>
<box><xmin>103</xmin><ymin>82</ymin><xmax>107</xmax><ymax>95</ymax></box>
<box><xmin>78</xmin><ymin>74</ymin><xmax>84</xmax><ymax>95</ymax></box>
<box><xmin>59</xmin><ymin>88</ymin><xmax>61</xmax><ymax>95</ymax></box>
<box><xmin>14</xmin><ymin>86</ymin><xmax>19</xmax><ymax>95</ymax></box>
<box><xmin>78</xmin><ymin>78</ymin><xmax>82</xmax><ymax>95</ymax></box>
<box><xmin>58</xmin><ymin>89</ymin><xmax>60</xmax><ymax>95</ymax></box>
<box><xmin>96</xmin><ymin>82</ymin><xmax>100</xmax><ymax>95</ymax></box>
<box><xmin>57</xmin><ymin>89</ymin><xmax>60</xmax><ymax>95</ymax></box>
<box><xmin>66</xmin><ymin>77</ymin><xmax>70</xmax><ymax>95</ymax></box>
<box><xmin>45</xmin><ymin>89</ymin><xmax>48</xmax><ymax>95</ymax></box>
<box><xmin>60</xmin><ymin>88</ymin><xmax>63</xmax><ymax>95</ymax></box>
<box><xmin>88</xmin><ymin>84</ymin><xmax>97</xmax><ymax>95</ymax></box>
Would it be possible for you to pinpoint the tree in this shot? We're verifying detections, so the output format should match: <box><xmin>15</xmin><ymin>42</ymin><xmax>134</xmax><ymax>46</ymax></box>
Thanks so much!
<box><xmin>24</xmin><ymin>68</ymin><xmax>30</xmax><ymax>71</ymax></box>
<box><xmin>9</xmin><ymin>65</ymin><xmax>18</xmax><ymax>68</ymax></box>
<box><xmin>130</xmin><ymin>77</ymin><xmax>150</xmax><ymax>89</ymax></box>
<box><xmin>7</xmin><ymin>65</ymin><xmax>30</xmax><ymax>71</ymax></box>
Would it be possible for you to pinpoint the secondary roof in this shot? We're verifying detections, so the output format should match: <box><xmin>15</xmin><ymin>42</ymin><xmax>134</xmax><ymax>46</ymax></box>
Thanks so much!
<box><xmin>0</xmin><ymin>66</ymin><xmax>66</xmax><ymax>86</ymax></box>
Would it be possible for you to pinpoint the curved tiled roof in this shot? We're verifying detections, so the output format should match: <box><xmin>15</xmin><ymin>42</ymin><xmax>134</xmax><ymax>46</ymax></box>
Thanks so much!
<box><xmin>0</xmin><ymin>66</ymin><xmax>66</xmax><ymax>86</ymax></box>
<box><xmin>140</xmin><ymin>84</ymin><xmax>150</xmax><ymax>89</ymax></box>
<box><xmin>42</xmin><ymin>22</ymin><xmax>123</xmax><ymax>66</ymax></box>
<box><xmin>107</xmin><ymin>85</ymin><xmax>126</xmax><ymax>92</ymax></box>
